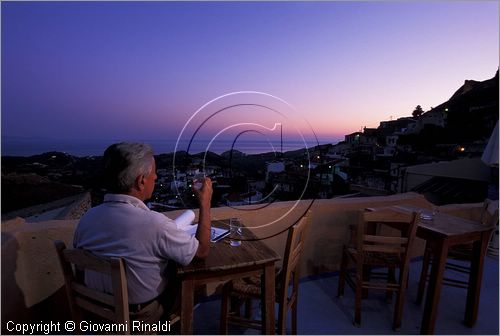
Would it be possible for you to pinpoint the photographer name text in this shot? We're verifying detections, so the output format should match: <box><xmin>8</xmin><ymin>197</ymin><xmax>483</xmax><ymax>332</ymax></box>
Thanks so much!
<box><xmin>6</xmin><ymin>320</ymin><xmax>173</xmax><ymax>334</ymax></box>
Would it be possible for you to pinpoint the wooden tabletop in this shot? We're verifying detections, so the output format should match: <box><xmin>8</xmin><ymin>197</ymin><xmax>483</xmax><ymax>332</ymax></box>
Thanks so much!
<box><xmin>177</xmin><ymin>219</ymin><xmax>280</xmax><ymax>275</ymax></box>
<box><xmin>389</xmin><ymin>205</ymin><xmax>493</xmax><ymax>240</ymax></box>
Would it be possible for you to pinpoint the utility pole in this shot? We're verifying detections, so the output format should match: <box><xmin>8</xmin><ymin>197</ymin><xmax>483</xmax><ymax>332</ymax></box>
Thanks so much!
<box><xmin>280</xmin><ymin>123</ymin><xmax>283</xmax><ymax>156</ymax></box>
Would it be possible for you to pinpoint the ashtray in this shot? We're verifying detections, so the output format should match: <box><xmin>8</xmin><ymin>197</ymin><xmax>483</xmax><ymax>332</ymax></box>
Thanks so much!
<box><xmin>420</xmin><ymin>213</ymin><xmax>434</xmax><ymax>220</ymax></box>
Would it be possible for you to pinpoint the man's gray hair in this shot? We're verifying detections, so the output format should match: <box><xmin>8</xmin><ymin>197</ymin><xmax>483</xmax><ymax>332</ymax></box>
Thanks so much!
<box><xmin>103</xmin><ymin>142</ymin><xmax>154</xmax><ymax>193</ymax></box>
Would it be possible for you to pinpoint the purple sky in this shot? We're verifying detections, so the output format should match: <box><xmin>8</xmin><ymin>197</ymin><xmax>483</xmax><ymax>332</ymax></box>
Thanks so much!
<box><xmin>1</xmin><ymin>1</ymin><xmax>498</xmax><ymax>152</ymax></box>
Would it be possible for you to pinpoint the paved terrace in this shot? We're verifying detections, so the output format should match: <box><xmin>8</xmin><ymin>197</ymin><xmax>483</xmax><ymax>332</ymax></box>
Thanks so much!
<box><xmin>2</xmin><ymin>192</ymin><xmax>498</xmax><ymax>334</ymax></box>
<box><xmin>192</xmin><ymin>256</ymin><xmax>499</xmax><ymax>334</ymax></box>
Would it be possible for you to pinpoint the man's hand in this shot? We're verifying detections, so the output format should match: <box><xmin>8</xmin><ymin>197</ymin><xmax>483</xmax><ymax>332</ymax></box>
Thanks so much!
<box><xmin>194</xmin><ymin>177</ymin><xmax>212</xmax><ymax>259</ymax></box>
<box><xmin>194</xmin><ymin>177</ymin><xmax>213</xmax><ymax>207</ymax></box>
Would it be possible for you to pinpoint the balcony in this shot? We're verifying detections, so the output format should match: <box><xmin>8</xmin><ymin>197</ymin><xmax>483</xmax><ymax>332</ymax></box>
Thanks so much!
<box><xmin>2</xmin><ymin>192</ymin><xmax>498</xmax><ymax>334</ymax></box>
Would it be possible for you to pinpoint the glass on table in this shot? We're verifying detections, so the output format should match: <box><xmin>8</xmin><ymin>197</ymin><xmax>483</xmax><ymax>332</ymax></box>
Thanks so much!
<box><xmin>420</xmin><ymin>206</ymin><xmax>439</xmax><ymax>221</ymax></box>
<box><xmin>229</xmin><ymin>217</ymin><xmax>242</xmax><ymax>247</ymax></box>
<box><xmin>431</xmin><ymin>205</ymin><xmax>440</xmax><ymax>217</ymax></box>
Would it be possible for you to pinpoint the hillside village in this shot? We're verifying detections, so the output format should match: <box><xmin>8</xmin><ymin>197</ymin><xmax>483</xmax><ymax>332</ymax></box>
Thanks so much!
<box><xmin>149</xmin><ymin>70</ymin><xmax>498</xmax><ymax>209</ymax></box>
<box><xmin>328</xmin><ymin>70</ymin><xmax>498</xmax><ymax>198</ymax></box>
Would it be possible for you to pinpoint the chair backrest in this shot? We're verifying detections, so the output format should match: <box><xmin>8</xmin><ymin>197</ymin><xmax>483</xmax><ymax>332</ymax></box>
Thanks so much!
<box><xmin>480</xmin><ymin>199</ymin><xmax>499</xmax><ymax>228</ymax></box>
<box><xmin>54</xmin><ymin>240</ymin><xmax>130</xmax><ymax>334</ymax></box>
<box><xmin>360</xmin><ymin>209</ymin><xmax>419</xmax><ymax>263</ymax></box>
<box><xmin>278</xmin><ymin>211</ymin><xmax>311</xmax><ymax>302</ymax></box>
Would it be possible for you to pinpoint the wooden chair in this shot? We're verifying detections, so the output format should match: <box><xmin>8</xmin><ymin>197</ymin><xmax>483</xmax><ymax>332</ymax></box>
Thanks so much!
<box><xmin>220</xmin><ymin>211</ymin><xmax>311</xmax><ymax>334</ymax></box>
<box><xmin>416</xmin><ymin>201</ymin><xmax>499</xmax><ymax>304</ymax></box>
<box><xmin>337</xmin><ymin>209</ymin><xmax>419</xmax><ymax>331</ymax></box>
<box><xmin>54</xmin><ymin>240</ymin><xmax>131</xmax><ymax>334</ymax></box>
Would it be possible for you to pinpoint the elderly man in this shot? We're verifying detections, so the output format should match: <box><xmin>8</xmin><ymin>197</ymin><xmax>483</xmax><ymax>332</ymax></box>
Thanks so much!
<box><xmin>74</xmin><ymin>142</ymin><xmax>212</xmax><ymax>323</ymax></box>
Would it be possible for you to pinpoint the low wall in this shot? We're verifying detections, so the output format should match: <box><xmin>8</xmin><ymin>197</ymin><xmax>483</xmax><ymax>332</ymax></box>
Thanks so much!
<box><xmin>1</xmin><ymin>218</ymin><xmax>77</xmax><ymax>329</ymax></box>
<box><xmin>1</xmin><ymin>192</ymin><xmax>485</xmax><ymax>329</ymax></box>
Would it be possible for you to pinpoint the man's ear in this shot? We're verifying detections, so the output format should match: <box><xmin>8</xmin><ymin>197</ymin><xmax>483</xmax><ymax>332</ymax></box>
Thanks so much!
<box><xmin>135</xmin><ymin>174</ymin><xmax>145</xmax><ymax>191</ymax></box>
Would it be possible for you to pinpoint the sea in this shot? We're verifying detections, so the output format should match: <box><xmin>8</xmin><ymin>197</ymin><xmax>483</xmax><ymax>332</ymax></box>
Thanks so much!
<box><xmin>1</xmin><ymin>137</ymin><xmax>339</xmax><ymax>157</ymax></box>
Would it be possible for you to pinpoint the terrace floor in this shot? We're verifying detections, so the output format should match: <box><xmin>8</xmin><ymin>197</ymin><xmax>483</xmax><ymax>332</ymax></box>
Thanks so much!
<box><xmin>192</xmin><ymin>256</ymin><xmax>499</xmax><ymax>334</ymax></box>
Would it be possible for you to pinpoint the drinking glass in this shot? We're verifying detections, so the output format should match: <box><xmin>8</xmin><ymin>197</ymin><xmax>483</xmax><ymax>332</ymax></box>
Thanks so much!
<box><xmin>193</xmin><ymin>173</ymin><xmax>205</xmax><ymax>190</ymax></box>
<box><xmin>229</xmin><ymin>218</ymin><xmax>242</xmax><ymax>247</ymax></box>
<box><xmin>431</xmin><ymin>205</ymin><xmax>440</xmax><ymax>218</ymax></box>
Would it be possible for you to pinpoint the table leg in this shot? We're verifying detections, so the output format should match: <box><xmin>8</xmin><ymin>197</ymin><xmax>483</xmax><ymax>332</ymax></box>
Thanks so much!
<box><xmin>421</xmin><ymin>239</ymin><xmax>449</xmax><ymax>335</ymax></box>
<box><xmin>464</xmin><ymin>231</ymin><xmax>490</xmax><ymax>327</ymax></box>
<box><xmin>180</xmin><ymin>278</ymin><xmax>194</xmax><ymax>335</ymax></box>
<box><xmin>416</xmin><ymin>241</ymin><xmax>431</xmax><ymax>305</ymax></box>
<box><xmin>261</xmin><ymin>262</ymin><xmax>276</xmax><ymax>335</ymax></box>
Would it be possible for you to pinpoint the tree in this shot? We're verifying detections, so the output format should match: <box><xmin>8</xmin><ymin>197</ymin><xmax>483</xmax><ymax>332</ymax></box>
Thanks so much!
<box><xmin>412</xmin><ymin>105</ymin><xmax>424</xmax><ymax>118</ymax></box>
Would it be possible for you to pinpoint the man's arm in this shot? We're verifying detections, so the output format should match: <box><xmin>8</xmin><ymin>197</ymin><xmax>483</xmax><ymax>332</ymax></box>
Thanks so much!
<box><xmin>194</xmin><ymin>177</ymin><xmax>212</xmax><ymax>259</ymax></box>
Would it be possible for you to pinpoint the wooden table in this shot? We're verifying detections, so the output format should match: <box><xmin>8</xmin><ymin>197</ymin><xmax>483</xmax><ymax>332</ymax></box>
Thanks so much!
<box><xmin>176</xmin><ymin>221</ymin><xmax>280</xmax><ymax>334</ymax></box>
<box><xmin>372</xmin><ymin>205</ymin><xmax>494</xmax><ymax>334</ymax></box>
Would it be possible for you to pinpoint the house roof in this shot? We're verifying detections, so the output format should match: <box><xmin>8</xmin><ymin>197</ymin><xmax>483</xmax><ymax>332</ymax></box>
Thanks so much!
<box><xmin>412</xmin><ymin>176</ymin><xmax>488</xmax><ymax>205</ymax></box>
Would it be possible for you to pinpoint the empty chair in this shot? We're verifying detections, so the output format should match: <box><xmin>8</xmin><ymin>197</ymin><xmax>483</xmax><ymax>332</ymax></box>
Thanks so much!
<box><xmin>337</xmin><ymin>209</ymin><xmax>419</xmax><ymax>330</ymax></box>
<box><xmin>416</xmin><ymin>200</ymin><xmax>499</xmax><ymax>303</ymax></box>
<box><xmin>220</xmin><ymin>211</ymin><xmax>311</xmax><ymax>334</ymax></box>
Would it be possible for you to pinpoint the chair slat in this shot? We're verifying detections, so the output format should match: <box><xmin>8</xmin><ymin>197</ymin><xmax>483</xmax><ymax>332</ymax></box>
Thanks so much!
<box><xmin>63</xmin><ymin>249</ymin><xmax>112</xmax><ymax>274</ymax></box>
<box><xmin>75</xmin><ymin>296</ymin><xmax>116</xmax><ymax>321</ymax></box>
<box><xmin>364</xmin><ymin>235</ymin><xmax>408</xmax><ymax>245</ymax></box>
<box><xmin>111</xmin><ymin>258</ymin><xmax>129</xmax><ymax>322</ymax></box>
<box><xmin>364</xmin><ymin>210</ymin><xmax>413</xmax><ymax>223</ymax></box>
<box><xmin>71</xmin><ymin>282</ymin><xmax>115</xmax><ymax>306</ymax></box>
<box><xmin>363</xmin><ymin>245</ymin><xmax>405</xmax><ymax>253</ymax></box>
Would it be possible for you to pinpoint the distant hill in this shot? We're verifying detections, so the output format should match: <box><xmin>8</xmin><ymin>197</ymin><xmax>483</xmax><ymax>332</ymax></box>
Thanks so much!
<box><xmin>2</xmin><ymin>173</ymin><xmax>84</xmax><ymax>213</ymax></box>
<box><xmin>449</xmin><ymin>71</ymin><xmax>498</xmax><ymax>101</ymax></box>
<box><xmin>1</xmin><ymin>144</ymin><xmax>319</xmax><ymax>213</ymax></box>
<box><xmin>426</xmin><ymin>70</ymin><xmax>499</xmax><ymax>143</ymax></box>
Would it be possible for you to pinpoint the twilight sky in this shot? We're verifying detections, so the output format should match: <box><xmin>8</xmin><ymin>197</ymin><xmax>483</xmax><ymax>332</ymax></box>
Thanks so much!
<box><xmin>1</xmin><ymin>1</ymin><xmax>499</xmax><ymax>154</ymax></box>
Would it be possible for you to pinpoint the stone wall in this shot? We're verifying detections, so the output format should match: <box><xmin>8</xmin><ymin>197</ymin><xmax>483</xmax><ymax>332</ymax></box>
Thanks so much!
<box><xmin>1</xmin><ymin>217</ymin><xmax>77</xmax><ymax>330</ymax></box>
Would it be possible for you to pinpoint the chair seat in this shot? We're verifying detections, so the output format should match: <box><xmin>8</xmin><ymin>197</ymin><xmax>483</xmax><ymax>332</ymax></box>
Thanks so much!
<box><xmin>231</xmin><ymin>275</ymin><xmax>282</xmax><ymax>298</ymax></box>
<box><xmin>346</xmin><ymin>247</ymin><xmax>402</xmax><ymax>266</ymax></box>
<box><xmin>232</xmin><ymin>276</ymin><xmax>262</xmax><ymax>296</ymax></box>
